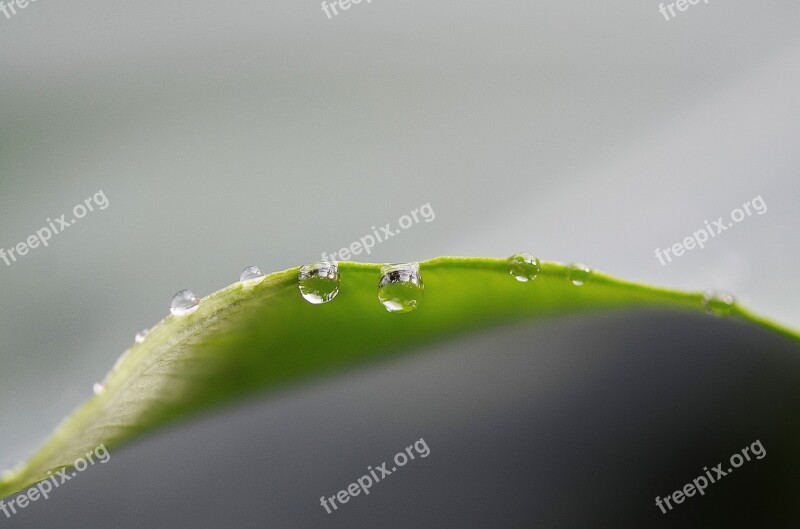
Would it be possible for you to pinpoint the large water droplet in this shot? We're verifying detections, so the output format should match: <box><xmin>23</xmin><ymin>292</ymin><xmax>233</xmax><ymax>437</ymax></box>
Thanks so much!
<box><xmin>170</xmin><ymin>290</ymin><xmax>200</xmax><ymax>316</ymax></box>
<box><xmin>92</xmin><ymin>383</ymin><xmax>105</xmax><ymax>395</ymax></box>
<box><xmin>378</xmin><ymin>263</ymin><xmax>424</xmax><ymax>313</ymax></box>
<box><xmin>508</xmin><ymin>253</ymin><xmax>541</xmax><ymax>282</ymax></box>
<box><xmin>135</xmin><ymin>328</ymin><xmax>150</xmax><ymax>343</ymax></box>
<box><xmin>240</xmin><ymin>265</ymin><xmax>265</xmax><ymax>284</ymax></box>
<box><xmin>567</xmin><ymin>263</ymin><xmax>592</xmax><ymax>286</ymax></box>
<box><xmin>703</xmin><ymin>290</ymin><xmax>735</xmax><ymax>317</ymax></box>
<box><xmin>298</xmin><ymin>262</ymin><xmax>340</xmax><ymax>304</ymax></box>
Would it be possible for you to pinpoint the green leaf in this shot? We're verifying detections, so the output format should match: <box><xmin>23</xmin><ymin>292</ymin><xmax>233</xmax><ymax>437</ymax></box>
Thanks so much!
<box><xmin>1</xmin><ymin>257</ymin><xmax>797</xmax><ymax>498</ymax></box>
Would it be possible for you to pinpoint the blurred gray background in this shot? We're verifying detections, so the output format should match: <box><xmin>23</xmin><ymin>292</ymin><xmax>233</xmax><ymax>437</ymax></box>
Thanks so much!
<box><xmin>2</xmin><ymin>311</ymin><xmax>799</xmax><ymax>528</ymax></box>
<box><xmin>1</xmin><ymin>0</ymin><xmax>798</xmax><ymax>488</ymax></box>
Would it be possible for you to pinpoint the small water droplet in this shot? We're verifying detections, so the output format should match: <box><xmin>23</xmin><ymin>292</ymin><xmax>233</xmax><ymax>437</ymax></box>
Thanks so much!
<box><xmin>298</xmin><ymin>262</ymin><xmax>340</xmax><ymax>304</ymax></box>
<box><xmin>239</xmin><ymin>265</ymin><xmax>265</xmax><ymax>284</ymax></box>
<box><xmin>1</xmin><ymin>462</ymin><xmax>24</xmax><ymax>481</ymax></box>
<box><xmin>170</xmin><ymin>290</ymin><xmax>200</xmax><ymax>316</ymax></box>
<box><xmin>93</xmin><ymin>383</ymin><xmax>105</xmax><ymax>395</ymax></box>
<box><xmin>508</xmin><ymin>253</ymin><xmax>541</xmax><ymax>282</ymax></box>
<box><xmin>135</xmin><ymin>328</ymin><xmax>150</xmax><ymax>343</ymax></box>
<box><xmin>378</xmin><ymin>263</ymin><xmax>424</xmax><ymax>313</ymax></box>
<box><xmin>703</xmin><ymin>290</ymin><xmax>735</xmax><ymax>317</ymax></box>
<box><xmin>567</xmin><ymin>263</ymin><xmax>592</xmax><ymax>286</ymax></box>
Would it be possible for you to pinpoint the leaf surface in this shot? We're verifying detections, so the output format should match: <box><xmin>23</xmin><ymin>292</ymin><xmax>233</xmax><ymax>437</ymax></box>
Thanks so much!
<box><xmin>1</xmin><ymin>257</ymin><xmax>796</xmax><ymax>498</ymax></box>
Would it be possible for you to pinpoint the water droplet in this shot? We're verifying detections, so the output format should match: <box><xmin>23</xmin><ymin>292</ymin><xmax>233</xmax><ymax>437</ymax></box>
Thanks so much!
<box><xmin>92</xmin><ymin>383</ymin><xmax>105</xmax><ymax>395</ymax></box>
<box><xmin>135</xmin><ymin>328</ymin><xmax>150</xmax><ymax>343</ymax></box>
<box><xmin>508</xmin><ymin>253</ymin><xmax>541</xmax><ymax>282</ymax></box>
<box><xmin>703</xmin><ymin>290</ymin><xmax>735</xmax><ymax>317</ymax></box>
<box><xmin>1</xmin><ymin>462</ymin><xmax>24</xmax><ymax>481</ymax></box>
<box><xmin>239</xmin><ymin>265</ymin><xmax>265</xmax><ymax>284</ymax></box>
<box><xmin>567</xmin><ymin>263</ymin><xmax>592</xmax><ymax>286</ymax></box>
<box><xmin>378</xmin><ymin>263</ymin><xmax>424</xmax><ymax>313</ymax></box>
<box><xmin>170</xmin><ymin>290</ymin><xmax>200</xmax><ymax>316</ymax></box>
<box><xmin>298</xmin><ymin>262</ymin><xmax>340</xmax><ymax>304</ymax></box>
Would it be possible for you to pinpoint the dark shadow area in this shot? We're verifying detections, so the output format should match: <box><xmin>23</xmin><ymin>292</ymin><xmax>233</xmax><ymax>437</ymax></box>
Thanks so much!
<box><xmin>3</xmin><ymin>309</ymin><xmax>799</xmax><ymax>528</ymax></box>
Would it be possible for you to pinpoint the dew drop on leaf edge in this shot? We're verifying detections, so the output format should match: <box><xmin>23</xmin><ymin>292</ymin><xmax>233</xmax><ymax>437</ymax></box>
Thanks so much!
<box><xmin>240</xmin><ymin>265</ymin><xmax>265</xmax><ymax>283</ymax></box>
<box><xmin>703</xmin><ymin>290</ymin><xmax>735</xmax><ymax>317</ymax></box>
<box><xmin>567</xmin><ymin>263</ymin><xmax>592</xmax><ymax>286</ymax></box>
<box><xmin>170</xmin><ymin>290</ymin><xmax>200</xmax><ymax>316</ymax></box>
<box><xmin>508</xmin><ymin>253</ymin><xmax>541</xmax><ymax>282</ymax></box>
<box><xmin>298</xmin><ymin>262</ymin><xmax>340</xmax><ymax>304</ymax></box>
<box><xmin>378</xmin><ymin>262</ymin><xmax>424</xmax><ymax>313</ymax></box>
<box><xmin>135</xmin><ymin>328</ymin><xmax>150</xmax><ymax>343</ymax></box>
